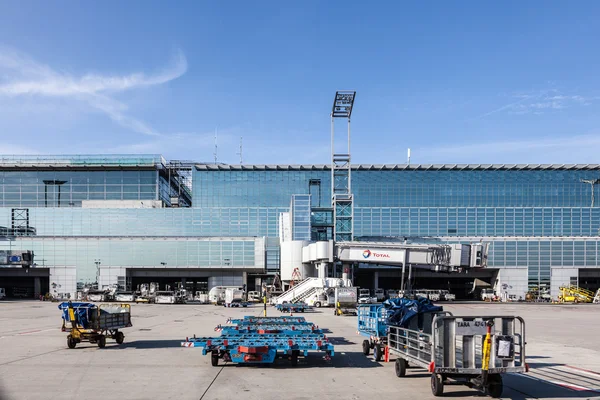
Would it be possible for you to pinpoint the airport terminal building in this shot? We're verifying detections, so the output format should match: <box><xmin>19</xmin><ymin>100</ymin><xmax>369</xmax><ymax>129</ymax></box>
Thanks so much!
<box><xmin>1</xmin><ymin>154</ymin><xmax>600</xmax><ymax>299</ymax></box>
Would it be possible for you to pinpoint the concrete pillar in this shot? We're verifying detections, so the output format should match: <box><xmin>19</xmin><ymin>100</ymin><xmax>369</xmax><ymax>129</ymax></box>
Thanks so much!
<box><xmin>318</xmin><ymin>262</ymin><xmax>328</xmax><ymax>279</ymax></box>
<box><xmin>242</xmin><ymin>271</ymin><xmax>248</xmax><ymax>286</ymax></box>
<box><xmin>374</xmin><ymin>271</ymin><xmax>379</xmax><ymax>290</ymax></box>
<box><xmin>34</xmin><ymin>277</ymin><xmax>41</xmax><ymax>298</ymax></box>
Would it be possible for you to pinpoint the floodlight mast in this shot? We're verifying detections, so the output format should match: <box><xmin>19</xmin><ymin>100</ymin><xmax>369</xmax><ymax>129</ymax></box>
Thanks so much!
<box><xmin>581</xmin><ymin>179</ymin><xmax>600</xmax><ymax>207</ymax></box>
<box><xmin>331</xmin><ymin>91</ymin><xmax>356</xmax><ymax>242</ymax></box>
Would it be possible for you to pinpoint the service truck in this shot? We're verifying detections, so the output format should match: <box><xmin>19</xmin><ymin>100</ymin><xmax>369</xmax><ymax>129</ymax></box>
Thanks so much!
<box><xmin>224</xmin><ymin>288</ymin><xmax>247</xmax><ymax>307</ymax></box>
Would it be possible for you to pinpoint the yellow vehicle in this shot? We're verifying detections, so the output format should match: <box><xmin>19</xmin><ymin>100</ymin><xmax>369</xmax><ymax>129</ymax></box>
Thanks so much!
<box><xmin>59</xmin><ymin>301</ymin><xmax>132</xmax><ymax>349</ymax></box>
<box><xmin>558</xmin><ymin>285</ymin><xmax>594</xmax><ymax>303</ymax></box>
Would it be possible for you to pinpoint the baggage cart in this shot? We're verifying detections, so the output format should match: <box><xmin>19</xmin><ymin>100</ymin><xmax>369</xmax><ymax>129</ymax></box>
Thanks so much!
<box><xmin>388</xmin><ymin>313</ymin><xmax>527</xmax><ymax>397</ymax></box>
<box><xmin>58</xmin><ymin>301</ymin><xmax>132</xmax><ymax>349</ymax></box>
<box><xmin>183</xmin><ymin>316</ymin><xmax>334</xmax><ymax>366</ymax></box>
<box><xmin>357</xmin><ymin>303</ymin><xmax>389</xmax><ymax>361</ymax></box>
<box><xmin>275</xmin><ymin>302</ymin><xmax>310</xmax><ymax>313</ymax></box>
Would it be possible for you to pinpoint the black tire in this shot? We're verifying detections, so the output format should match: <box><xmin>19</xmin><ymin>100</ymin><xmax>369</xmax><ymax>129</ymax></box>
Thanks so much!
<box><xmin>488</xmin><ymin>375</ymin><xmax>503</xmax><ymax>398</ymax></box>
<box><xmin>314</xmin><ymin>302</ymin><xmax>321</xmax><ymax>308</ymax></box>
<box><xmin>374</xmin><ymin>345</ymin><xmax>382</xmax><ymax>362</ymax></box>
<box><xmin>97</xmin><ymin>335</ymin><xmax>106</xmax><ymax>348</ymax></box>
<box><xmin>395</xmin><ymin>358</ymin><xmax>407</xmax><ymax>377</ymax></box>
<box><xmin>115</xmin><ymin>331</ymin><xmax>124</xmax><ymax>344</ymax></box>
<box><xmin>431</xmin><ymin>374</ymin><xmax>444</xmax><ymax>397</ymax></box>
<box><xmin>362</xmin><ymin>340</ymin><xmax>371</xmax><ymax>356</ymax></box>
<box><xmin>67</xmin><ymin>335</ymin><xmax>76</xmax><ymax>349</ymax></box>
<box><xmin>211</xmin><ymin>354</ymin><xmax>219</xmax><ymax>367</ymax></box>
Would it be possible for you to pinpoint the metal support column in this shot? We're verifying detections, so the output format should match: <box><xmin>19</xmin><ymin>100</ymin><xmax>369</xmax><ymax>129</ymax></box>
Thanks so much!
<box><xmin>331</xmin><ymin>91</ymin><xmax>356</xmax><ymax>242</ymax></box>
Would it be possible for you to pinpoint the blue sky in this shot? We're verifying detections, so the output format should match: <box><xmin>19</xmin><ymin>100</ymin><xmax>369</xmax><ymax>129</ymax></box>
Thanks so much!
<box><xmin>1</xmin><ymin>1</ymin><xmax>600</xmax><ymax>164</ymax></box>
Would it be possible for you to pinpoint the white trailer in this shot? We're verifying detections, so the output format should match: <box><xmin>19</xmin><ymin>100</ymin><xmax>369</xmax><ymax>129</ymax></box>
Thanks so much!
<box><xmin>155</xmin><ymin>291</ymin><xmax>176</xmax><ymax>304</ymax></box>
<box><xmin>224</xmin><ymin>288</ymin><xmax>246</xmax><ymax>307</ymax></box>
<box><xmin>209</xmin><ymin>286</ymin><xmax>243</xmax><ymax>305</ymax></box>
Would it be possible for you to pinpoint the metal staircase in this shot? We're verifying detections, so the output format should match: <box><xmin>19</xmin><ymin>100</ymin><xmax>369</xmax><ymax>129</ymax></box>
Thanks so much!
<box><xmin>274</xmin><ymin>278</ymin><xmax>324</xmax><ymax>305</ymax></box>
<box><xmin>593</xmin><ymin>289</ymin><xmax>600</xmax><ymax>304</ymax></box>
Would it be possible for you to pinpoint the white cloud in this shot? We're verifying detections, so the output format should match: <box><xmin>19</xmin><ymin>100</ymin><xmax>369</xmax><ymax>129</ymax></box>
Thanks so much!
<box><xmin>0</xmin><ymin>46</ymin><xmax>187</xmax><ymax>136</ymax></box>
<box><xmin>415</xmin><ymin>134</ymin><xmax>600</xmax><ymax>164</ymax></box>
<box><xmin>477</xmin><ymin>90</ymin><xmax>598</xmax><ymax>118</ymax></box>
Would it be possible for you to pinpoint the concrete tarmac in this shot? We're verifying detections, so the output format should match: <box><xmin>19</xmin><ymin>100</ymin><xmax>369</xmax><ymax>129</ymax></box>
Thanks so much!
<box><xmin>1</xmin><ymin>300</ymin><xmax>599</xmax><ymax>400</ymax></box>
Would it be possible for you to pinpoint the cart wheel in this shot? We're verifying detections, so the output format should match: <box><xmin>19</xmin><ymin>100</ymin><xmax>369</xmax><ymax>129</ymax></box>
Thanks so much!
<box><xmin>488</xmin><ymin>375</ymin><xmax>503</xmax><ymax>398</ymax></box>
<box><xmin>211</xmin><ymin>354</ymin><xmax>219</xmax><ymax>366</ymax></box>
<box><xmin>431</xmin><ymin>374</ymin><xmax>444</xmax><ymax>397</ymax></box>
<box><xmin>67</xmin><ymin>335</ymin><xmax>76</xmax><ymax>349</ymax></box>
<box><xmin>362</xmin><ymin>340</ymin><xmax>370</xmax><ymax>356</ymax></box>
<box><xmin>115</xmin><ymin>331</ymin><xmax>125</xmax><ymax>344</ymax></box>
<box><xmin>97</xmin><ymin>335</ymin><xmax>106</xmax><ymax>348</ymax></box>
<box><xmin>314</xmin><ymin>302</ymin><xmax>321</xmax><ymax>308</ymax></box>
<box><xmin>395</xmin><ymin>358</ymin><xmax>407</xmax><ymax>377</ymax></box>
<box><xmin>374</xmin><ymin>345</ymin><xmax>382</xmax><ymax>362</ymax></box>
<box><xmin>290</xmin><ymin>351</ymin><xmax>299</xmax><ymax>367</ymax></box>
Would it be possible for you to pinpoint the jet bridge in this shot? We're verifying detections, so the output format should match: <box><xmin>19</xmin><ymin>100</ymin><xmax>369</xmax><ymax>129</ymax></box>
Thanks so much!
<box><xmin>276</xmin><ymin>241</ymin><xmax>488</xmax><ymax>305</ymax></box>
<box><xmin>334</xmin><ymin>242</ymin><xmax>487</xmax><ymax>272</ymax></box>
<box><xmin>299</xmin><ymin>240</ymin><xmax>487</xmax><ymax>272</ymax></box>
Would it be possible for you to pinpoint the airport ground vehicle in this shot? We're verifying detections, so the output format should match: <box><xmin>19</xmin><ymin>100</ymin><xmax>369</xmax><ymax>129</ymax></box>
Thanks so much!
<box><xmin>558</xmin><ymin>285</ymin><xmax>594</xmax><ymax>303</ymax></box>
<box><xmin>334</xmin><ymin>287</ymin><xmax>358</xmax><ymax>316</ymax></box>
<box><xmin>388</xmin><ymin>313</ymin><xmax>527</xmax><ymax>397</ymax></box>
<box><xmin>182</xmin><ymin>316</ymin><xmax>334</xmax><ymax>366</ymax></box>
<box><xmin>194</xmin><ymin>291</ymin><xmax>209</xmax><ymax>303</ymax></box>
<box><xmin>209</xmin><ymin>286</ymin><xmax>244</xmax><ymax>305</ymax></box>
<box><xmin>114</xmin><ymin>291</ymin><xmax>135</xmax><ymax>302</ymax></box>
<box><xmin>374</xmin><ymin>288</ymin><xmax>385</xmax><ymax>302</ymax></box>
<box><xmin>439</xmin><ymin>290</ymin><xmax>456</xmax><ymax>301</ymax></box>
<box><xmin>224</xmin><ymin>288</ymin><xmax>247</xmax><ymax>307</ymax></box>
<box><xmin>276</xmin><ymin>302</ymin><xmax>310</xmax><ymax>313</ymax></box>
<box><xmin>247</xmin><ymin>291</ymin><xmax>261</xmax><ymax>302</ymax></box>
<box><xmin>87</xmin><ymin>289</ymin><xmax>106</xmax><ymax>302</ymax></box>
<box><xmin>155</xmin><ymin>291</ymin><xmax>176</xmax><ymax>304</ymax></box>
<box><xmin>357</xmin><ymin>303</ymin><xmax>389</xmax><ymax>361</ymax></box>
<box><xmin>59</xmin><ymin>301</ymin><xmax>132</xmax><ymax>349</ymax></box>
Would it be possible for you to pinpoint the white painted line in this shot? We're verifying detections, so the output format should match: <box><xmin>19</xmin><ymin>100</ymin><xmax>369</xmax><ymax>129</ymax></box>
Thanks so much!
<box><xmin>563</xmin><ymin>364</ymin><xmax>600</xmax><ymax>378</ymax></box>
<box><xmin>518</xmin><ymin>371</ymin><xmax>600</xmax><ymax>393</ymax></box>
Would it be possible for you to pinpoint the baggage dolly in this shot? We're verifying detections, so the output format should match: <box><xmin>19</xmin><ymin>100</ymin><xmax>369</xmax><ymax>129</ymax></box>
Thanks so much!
<box><xmin>388</xmin><ymin>313</ymin><xmax>527</xmax><ymax>397</ymax></box>
<box><xmin>58</xmin><ymin>301</ymin><xmax>132</xmax><ymax>349</ymax></box>
<box><xmin>357</xmin><ymin>303</ymin><xmax>389</xmax><ymax>361</ymax></box>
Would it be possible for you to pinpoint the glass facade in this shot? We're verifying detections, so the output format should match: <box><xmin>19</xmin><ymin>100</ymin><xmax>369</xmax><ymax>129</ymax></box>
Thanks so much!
<box><xmin>192</xmin><ymin>165</ymin><xmax>600</xmax><ymax>289</ymax></box>
<box><xmin>0</xmin><ymin>170</ymin><xmax>159</xmax><ymax>207</ymax></box>
<box><xmin>3</xmin><ymin>160</ymin><xmax>600</xmax><ymax>292</ymax></box>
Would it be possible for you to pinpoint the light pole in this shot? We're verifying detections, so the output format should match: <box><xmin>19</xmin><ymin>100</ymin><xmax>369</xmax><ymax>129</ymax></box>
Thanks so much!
<box><xmin>94</xmin><ymin>259</ymin><xmax>101</xmax><ymax>288</ymax></box>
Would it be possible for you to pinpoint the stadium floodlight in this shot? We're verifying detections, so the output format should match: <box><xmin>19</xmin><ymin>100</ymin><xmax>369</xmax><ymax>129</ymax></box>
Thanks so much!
<box><xmin>331</xmin><ymin>91</ymin><xmax>356</xmax><ymax>118</ymax></box>
<box><xmin>580</xmin><ymin>178</ymin><xmax>600</xmax><ymax>207</ymax></box>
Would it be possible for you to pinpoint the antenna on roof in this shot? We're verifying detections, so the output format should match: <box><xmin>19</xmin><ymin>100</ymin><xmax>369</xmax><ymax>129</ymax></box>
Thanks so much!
<box><xmin>213</xmin><ymin>128</ymin><xmax>218</xmax><ymax>164</ymax></box>
<box><xmin>236</xmin><ymin>136</ymin><xmax>243</xmax><ymax>164</ymax></box>
<box><xmin>407</xmin><ymin>148</ymin><xmax>411</xmax><ymax>165</ymax></box>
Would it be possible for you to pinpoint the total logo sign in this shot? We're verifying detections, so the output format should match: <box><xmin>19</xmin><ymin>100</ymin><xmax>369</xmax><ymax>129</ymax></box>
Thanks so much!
<box><xmin>362</xmin><ymin>249</ymin><xmax>390</xmax><ymax>259</ymax></box>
